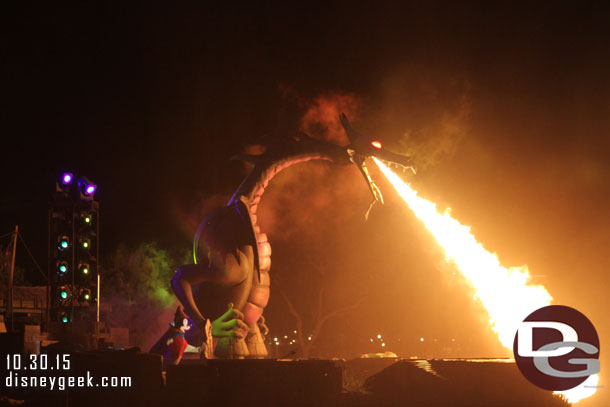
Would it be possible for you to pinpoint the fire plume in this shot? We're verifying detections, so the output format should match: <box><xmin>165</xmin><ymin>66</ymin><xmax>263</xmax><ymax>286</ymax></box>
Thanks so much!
<box><xmin>373</xmin><ymin>158</ymin><xmax>597</xmax><ymax>403</ymax></box>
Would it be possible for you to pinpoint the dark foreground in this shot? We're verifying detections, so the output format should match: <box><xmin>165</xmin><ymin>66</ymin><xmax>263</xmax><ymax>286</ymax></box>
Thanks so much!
<box><xmin>1</xmin><ymin>349</ymin><xmax>570</xmax><ymax>407</ymax></box>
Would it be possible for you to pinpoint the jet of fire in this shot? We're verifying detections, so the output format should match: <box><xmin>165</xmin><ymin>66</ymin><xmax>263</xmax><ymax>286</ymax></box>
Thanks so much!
<box><xmin>373</xmin><ymin>158</ymin><xmax>597</xmax><ymax>403</ymax></box>
<box><xmin>374</xmin><ymin>158</ymin><xmax>552</xmax><ymax>346</ymax></box>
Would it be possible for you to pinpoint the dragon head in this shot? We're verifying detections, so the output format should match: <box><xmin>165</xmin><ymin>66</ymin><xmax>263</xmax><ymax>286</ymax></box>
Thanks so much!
<box><xmin>339</xmin><ymin>113</ymin><xmax>415</xmax><ymax>217</ymax></box>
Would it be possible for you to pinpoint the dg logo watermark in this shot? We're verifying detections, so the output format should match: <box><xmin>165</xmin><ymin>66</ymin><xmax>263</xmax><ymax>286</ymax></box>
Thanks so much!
<box><xmin>513</xmin><ymin>305</ymin><xmax>600</xmax><ymax>391</ymax></box>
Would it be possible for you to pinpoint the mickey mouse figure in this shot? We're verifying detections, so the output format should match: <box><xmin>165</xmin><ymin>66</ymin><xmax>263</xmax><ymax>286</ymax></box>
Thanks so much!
<box><xmin>165</xmin><ymin>306</ymin><xmax>194</xmax><ymax>365</ymax></box>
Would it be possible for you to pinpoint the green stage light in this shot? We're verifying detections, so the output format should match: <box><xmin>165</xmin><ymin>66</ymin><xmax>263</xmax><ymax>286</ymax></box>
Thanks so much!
<box><xmin>58</xmin><ymin>310</ymin><xmax>69</xmax><ymax>323</ymax></box>
<box><xmin>57</xmin><ymin>285</ymin><xmax>70</xmax><ymax>302</ymax></box>
<box><xmin>58</xmin><ymin>236</ymin><xmax>70</xmax><ymax>250</ymax></box>
<box><xmin>80</xmin><ymin>238</ymin><xmax>91</xmax><ymax>249</ymax></box>
<box><xmin>80</xmin><ymin>212</ymin><xmax>93</xmax><ymax>225</ymax></box>
<box><xmin>79</xmin><ymin>263</ymin><xmax>90</xmax><ymax>275</ymax></box>
<box><xmin>79</xmin><ymin>289</ymin><xmax>91</xmax><ymax>303</ymax></box>
<box><xmin>56</xmin><ymin>261</ymin><xmax>68</xmax><ymax>275</ymax></box>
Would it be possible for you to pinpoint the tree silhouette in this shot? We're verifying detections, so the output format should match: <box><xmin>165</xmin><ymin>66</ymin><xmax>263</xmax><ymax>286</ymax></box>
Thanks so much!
<box><xmin>276</xmin><ymin>259</ymin><xmax>365</xmax><ymax>358</ymax></box>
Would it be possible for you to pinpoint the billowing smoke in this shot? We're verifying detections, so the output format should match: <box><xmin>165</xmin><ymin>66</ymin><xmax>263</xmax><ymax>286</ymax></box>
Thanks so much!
<box><xmin>368</xmin><ymin>67</ymin><xmax>472</xmax><ymax>172</ymax></box>
<box><xmin>101</xmin><ymin>242</ymin><xmax>187</xmax><ymax>350</ymax></box>
<box><xmin>299</xmin><ymin>92</ymin><xmax>361</xmax><ymax>146</ymax></box>
<box><xmin>257</xmin><ymin>82</ymin><xmax>471</xmax><ymax>237</ymax></box>
<box><xmin>395</xmin><ymin>101</ymin><xmax>471</xmax><ymax>171</ymax></box>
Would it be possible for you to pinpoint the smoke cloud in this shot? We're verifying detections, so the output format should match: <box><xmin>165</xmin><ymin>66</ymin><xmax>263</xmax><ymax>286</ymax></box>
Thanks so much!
<box><xmin>299</xmin><ymin>92</ymin><xmax>361</xmax><ymax>146</ymax></box>
<box><xmin>101</xmin><ymin>242</ymin><xmax>185</xmax><ymax>350</ymax></box>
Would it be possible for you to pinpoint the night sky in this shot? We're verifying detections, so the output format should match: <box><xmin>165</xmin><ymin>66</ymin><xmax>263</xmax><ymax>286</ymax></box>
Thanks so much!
<box><xmin>3</xmin><ymin>3</ymin><xmax>610</xmax><ymax>404</ymax></box>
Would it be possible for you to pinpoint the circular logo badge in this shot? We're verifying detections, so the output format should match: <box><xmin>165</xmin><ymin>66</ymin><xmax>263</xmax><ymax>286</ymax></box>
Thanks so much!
<box><xmin>513</xmin><ymin>305</ymin><xmax>600</xmax><ymax>391</ymax></box>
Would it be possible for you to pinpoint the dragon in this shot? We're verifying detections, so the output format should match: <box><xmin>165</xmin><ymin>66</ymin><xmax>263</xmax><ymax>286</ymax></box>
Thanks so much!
<box><xmin>171</xmin><ymin>114</ymin><xmax>414</xmax><ymax>358</ymax></box>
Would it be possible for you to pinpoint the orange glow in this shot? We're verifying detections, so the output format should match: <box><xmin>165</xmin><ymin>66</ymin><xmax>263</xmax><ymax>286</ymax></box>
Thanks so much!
<box><xmin>371</xmin><ymin>140</ymin><xmax>383</xmax><ymax>149</ymax></box>
<box><xmin>373</xmin><ymin>158</ymin><xmax>597</xmax><ymax>403</ymax></box>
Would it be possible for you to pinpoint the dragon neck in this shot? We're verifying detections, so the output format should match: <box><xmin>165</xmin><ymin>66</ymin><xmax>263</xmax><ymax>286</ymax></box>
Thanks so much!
<box><xmin>228</xmin><ymin>139</ymin><xmax>349</xmax><ymax>218</ymax></box>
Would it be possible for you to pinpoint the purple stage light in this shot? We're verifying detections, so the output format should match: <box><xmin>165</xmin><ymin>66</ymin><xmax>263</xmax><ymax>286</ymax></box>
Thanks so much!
<box><xmin>62</xmin><ymin>173</ymin><xmax>73</xmax><ymax>184</ymax></box>
<box><xmin>77</xmin><ymin>176</ymin><xmax>97</xmax><ymax>199</ymax></box>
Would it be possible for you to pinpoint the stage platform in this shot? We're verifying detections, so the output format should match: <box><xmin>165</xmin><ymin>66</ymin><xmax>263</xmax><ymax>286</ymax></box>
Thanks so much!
<box><xmin>167</xmin><ymin>357</ymin><xmax>569</xmax><ymax>406</ymax></box>
<box><xmin>343</xmin><ymin>358</ymin><xmax>570</xmax><ymax>406</ymax></box>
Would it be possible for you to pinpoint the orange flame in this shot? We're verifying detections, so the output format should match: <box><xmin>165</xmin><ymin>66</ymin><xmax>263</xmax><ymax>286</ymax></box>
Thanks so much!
<box><xmin>373</xmin><ymin>158</ymin><xmax>597</xmax><ymax>403</ymax></box>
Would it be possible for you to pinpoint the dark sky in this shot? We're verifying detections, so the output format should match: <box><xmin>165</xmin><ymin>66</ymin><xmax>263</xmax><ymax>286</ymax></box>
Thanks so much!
<box><xmin>3</xmin><ymin>2</ymin><xmax>610</xmax><ymax>403</ymax></box>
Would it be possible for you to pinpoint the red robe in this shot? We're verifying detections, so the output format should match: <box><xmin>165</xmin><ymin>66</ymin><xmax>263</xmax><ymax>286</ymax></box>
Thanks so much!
<box><xmin>165</xmin><ymin>330</ymin><xmax>188</xmax><ymax>360</ymax></box>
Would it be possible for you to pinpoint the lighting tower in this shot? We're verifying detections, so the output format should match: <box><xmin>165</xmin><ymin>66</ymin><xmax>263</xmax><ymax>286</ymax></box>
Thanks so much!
<box><xmin>49</xmin><ymin>172</ymin><xmax>99</xmax><ymax>325</ymax></box>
